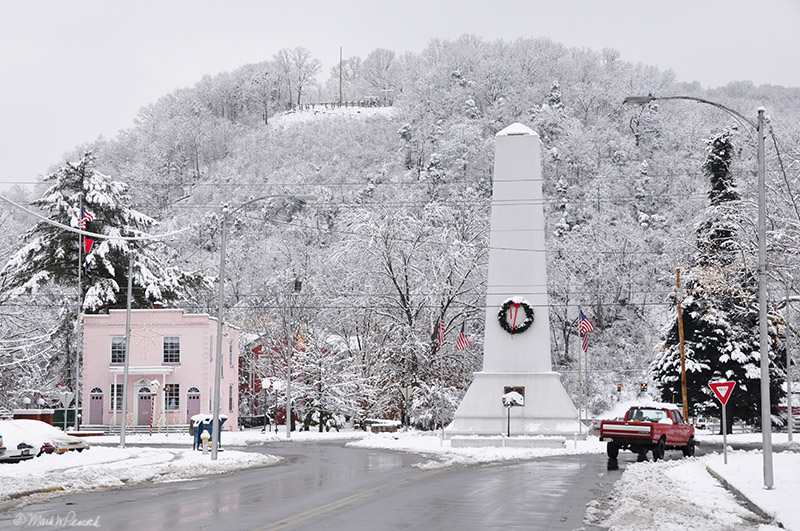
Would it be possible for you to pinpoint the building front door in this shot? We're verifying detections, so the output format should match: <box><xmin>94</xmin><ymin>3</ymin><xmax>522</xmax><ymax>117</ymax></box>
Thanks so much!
<box><xmin>89</xmin><ymin>390</ymin><xmax>103</xmax><ymax>425</ymax></box>
<box><xmin>186</xmin><ymin>389</ymin><xmax>200</xmax><ymax>423</ymax></box>
<box><xmin>138</xmin><ymin>393</ymin><xmax>152</xmax><ymax>425</ymax></box>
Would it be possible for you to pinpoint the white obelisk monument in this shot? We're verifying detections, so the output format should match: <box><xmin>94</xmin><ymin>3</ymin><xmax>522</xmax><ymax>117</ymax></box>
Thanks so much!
<box><xmin>446</xmin><ymin>123</ymin><xmax>581</xmax><ymax>436</ymax></box>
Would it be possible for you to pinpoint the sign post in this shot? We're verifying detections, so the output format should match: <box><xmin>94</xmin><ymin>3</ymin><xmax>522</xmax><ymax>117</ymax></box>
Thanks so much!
<box><xmin>709</xmin><ymin>381</ymin><xmax>736</xmax><ymax>464</ymax></box>
<box><xmin>57</xmin><ymin>392</ymin><xmax>74</xmax><ymax>431</ymax></box>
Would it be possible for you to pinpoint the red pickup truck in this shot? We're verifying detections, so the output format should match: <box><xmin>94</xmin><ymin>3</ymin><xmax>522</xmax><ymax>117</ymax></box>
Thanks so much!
<box><xmin>599</xmin><ymin>404</ymin><xmax>695</xmax><ymax>460</ymax></box>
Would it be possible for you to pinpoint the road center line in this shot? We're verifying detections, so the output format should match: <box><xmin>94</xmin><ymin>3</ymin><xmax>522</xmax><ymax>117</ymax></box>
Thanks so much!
<box><xmin>257</xmin><ymin>468</ymin><xmax>443</xmax><ymax>530</ymax></box>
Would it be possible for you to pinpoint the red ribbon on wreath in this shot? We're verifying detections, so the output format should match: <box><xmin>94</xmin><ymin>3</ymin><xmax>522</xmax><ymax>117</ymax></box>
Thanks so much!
<box><xmin>510</xmin><ymin>302</ymin><xmax>521</xmax><ymax>334</ymax></box>
<box><xmin>498</xmin><ymin>298</ymin><xmax>534</xmax><ymax>335</ymax></box>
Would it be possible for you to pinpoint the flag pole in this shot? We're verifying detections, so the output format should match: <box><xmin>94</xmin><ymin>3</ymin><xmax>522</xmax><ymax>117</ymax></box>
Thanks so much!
<box><xmin>75</xmin><ymin>201</ymin><xmax>83</xmax><ymax>432</ymax></box>
<box><xmin>577</xmin><ymin>315</ymin><xmax>583</xmax><ymax>437</ymax></box>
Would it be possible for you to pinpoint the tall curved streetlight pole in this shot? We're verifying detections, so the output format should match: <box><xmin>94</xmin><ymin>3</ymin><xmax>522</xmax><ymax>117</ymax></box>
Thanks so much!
<box><xmin>624</xmin><ymin>95</ymin><xmax>773</xmax><ymax>489</ymax></box>
<box><xmin>211</xmin><ymin>193</ymin><xmax>317</xmax><ymax>460</ymax></box>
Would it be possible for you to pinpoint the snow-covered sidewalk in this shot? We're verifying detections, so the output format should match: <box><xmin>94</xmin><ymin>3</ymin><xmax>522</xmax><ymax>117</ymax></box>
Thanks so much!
<box><xmin>701</xmin><ymin>444</ymin><xmax>800</xmax><ymax>530</ymax></box>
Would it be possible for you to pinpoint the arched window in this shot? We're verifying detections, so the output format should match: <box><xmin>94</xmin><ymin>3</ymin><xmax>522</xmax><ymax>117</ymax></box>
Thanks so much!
<box><xmin>138</xmin><ymin>387</ymin><xmax>152</xmax><ymax>395</ymax></box>
<box><xmin>89</xmin><ymin>387</ymin><xmax>103</xmax><ymax>394</ymax></box>
<box><xmin>187</xmin><ymin>387</ymin><xmax>200</xmax><ymax>394</ymax></box>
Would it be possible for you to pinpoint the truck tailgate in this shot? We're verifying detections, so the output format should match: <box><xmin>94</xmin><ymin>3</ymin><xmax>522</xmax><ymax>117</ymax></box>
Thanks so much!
<box><xmin>601</xmin><ymin>422</ymin><xmax>652</xmax><ymax>439</ymax></box>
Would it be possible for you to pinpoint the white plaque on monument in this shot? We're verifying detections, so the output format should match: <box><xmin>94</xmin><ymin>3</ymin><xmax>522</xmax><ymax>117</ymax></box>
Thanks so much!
<box><xmin>446</xmin><ymin>123</ymin><xmax>581</xmax><ymax>436</ymax></box>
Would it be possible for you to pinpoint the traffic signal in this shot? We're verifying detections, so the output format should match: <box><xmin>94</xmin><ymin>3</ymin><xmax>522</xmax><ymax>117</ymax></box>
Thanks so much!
<box><xmin>616</xmin><ymin>383</ymin><xmax>622</xmax><ymax>392</ymax></box>
<box><xmin>641</xmin><ymin>383</ymin><xmax>648</xmax><ymax>393</ymax></box>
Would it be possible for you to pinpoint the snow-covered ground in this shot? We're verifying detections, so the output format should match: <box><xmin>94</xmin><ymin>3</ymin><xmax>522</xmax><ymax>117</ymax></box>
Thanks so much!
<box><xmin>0</xmin><ymin>445</ymin><xmax>279</xmax><ymax>510</ymax></box>
<box><xmin>2</xmin><ymin>428</ymin><xmax>798</xmax><ymax>530</ymax></box>
<box><xmin>347</xmin><ymin>430</ymin><xmax>607</xmax><ymax>469</ymax></box>
<box><xmin>85</xmin><ymin>428</ymin><xmax>368</xmax><ymax>447</ymax></box>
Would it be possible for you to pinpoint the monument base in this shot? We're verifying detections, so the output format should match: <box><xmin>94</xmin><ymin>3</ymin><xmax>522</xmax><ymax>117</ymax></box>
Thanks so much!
<box><xmin>445</xmin><ymin>372</ymin><xmax>582</xmax><ymax>436</ymax></box>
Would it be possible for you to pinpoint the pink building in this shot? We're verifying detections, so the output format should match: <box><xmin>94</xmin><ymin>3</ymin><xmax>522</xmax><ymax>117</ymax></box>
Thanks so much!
<box><xmin>82</xmin><ymin>309</ymin><xmax>239</xmax><ymax>431</ymax></box>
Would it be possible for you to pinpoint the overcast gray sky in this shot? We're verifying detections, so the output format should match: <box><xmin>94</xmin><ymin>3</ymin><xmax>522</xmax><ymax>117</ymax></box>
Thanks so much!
<box><xmin>1</xmin><ymin>0</ymin><xmax>798</xmax><ymax>190</ymax></box>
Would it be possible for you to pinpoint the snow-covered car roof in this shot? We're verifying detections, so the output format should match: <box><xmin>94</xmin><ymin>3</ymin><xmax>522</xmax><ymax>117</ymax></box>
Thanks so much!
<box><xmin>0</xmin><ymin>420</ymin><xmax>45</xmax><ymax>454</ymax></box>
<box><xmin>8</xmin><ymin>419</ymin><xmax>89</xmax><ymax>451</ymax></box>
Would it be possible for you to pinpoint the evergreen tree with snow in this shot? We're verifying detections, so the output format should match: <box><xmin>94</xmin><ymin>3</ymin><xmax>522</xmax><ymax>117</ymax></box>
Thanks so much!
<box><xmin>547</xmin><ymin>80</ymin><xmax>563</xmax><ymax>109</ymax></box>
<box><xmin>651</xmin><ymin>129</ymin><xmax>785</xmax><ymax>430</ymax></box>
<box><xmin>0</xmin><ymin>153</ymin><xmax>207</xmax><ymax>313</ymax></box>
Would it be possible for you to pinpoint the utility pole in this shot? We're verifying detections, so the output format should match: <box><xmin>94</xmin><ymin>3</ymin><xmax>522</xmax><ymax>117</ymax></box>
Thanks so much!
<box><xmin>757</xmin><ymin>108</ymin><xmax>774</xmax><ymax>488</ymax></box>
<box><xmin>676</xmin><ymin>269</ymin><xmax>689</xmax><ymax>422</ymax></box>
<box><xmin>339</xmin><ymin>46</ymin><xmax>343</xmax><ymax>105</ymax></box>
<box><xmin>120</xmin><ymin>252</ymin><xmax>134</xmax><ymax>448</ymax></box>
<box><xmin>212</xmin><ymin>204</ymin><xmax>228</xmax><ymax>460</ymax></box>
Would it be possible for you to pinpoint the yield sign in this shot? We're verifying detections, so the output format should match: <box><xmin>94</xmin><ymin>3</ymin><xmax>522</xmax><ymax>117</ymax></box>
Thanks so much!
<box><xmin>709</xmin><ymin>381</ymin><xmax>736</xmax><ymax>406</ymax></box>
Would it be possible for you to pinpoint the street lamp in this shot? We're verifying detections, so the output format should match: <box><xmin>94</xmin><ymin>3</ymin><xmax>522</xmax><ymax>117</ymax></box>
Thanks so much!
<box><xmin>211</xmin><ymin>194</ymin><xmax>317</xmax><ymax>460</ymax></box>
<box><xmin>285</xmin><ymin>277</ymin><xmax>303</xmax><ymax>439</ymax></box>
<box><xmin>624</xmin><ymin>94</ymin><xmax>772</xmax><ymax>488</ymax></box>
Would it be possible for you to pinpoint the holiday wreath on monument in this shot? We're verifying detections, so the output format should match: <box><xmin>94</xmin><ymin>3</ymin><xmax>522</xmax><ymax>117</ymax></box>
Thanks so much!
<box><xmin>497</xmin><ymin>297</ymin><xmax>534</xmax><ymax>334</ymax></box>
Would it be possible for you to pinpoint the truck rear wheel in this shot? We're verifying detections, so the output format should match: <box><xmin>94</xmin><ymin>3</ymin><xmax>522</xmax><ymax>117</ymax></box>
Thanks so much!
<box><xmin>607</xmin><ymin>442</ymin><xmax>619</xmax><ymax>459</ymax></box>
<box><xmin>653</xmin><ymin>437</ymin><xmax>666</xmax><ymax>461</ymax></box>
<box><xmin>682</xmin><ymin>437</ymin><xmax>695</xmax><ymax>457</ymax></box>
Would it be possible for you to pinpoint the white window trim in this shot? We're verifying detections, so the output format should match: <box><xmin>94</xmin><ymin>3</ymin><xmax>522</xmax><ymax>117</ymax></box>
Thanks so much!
<box><xmin>163</xmin><ymin>335</ymin><xmax>181</xmax><ymax>364</ymax></box>
<box><xmin>110</xmin><ymin>383</ymin><xmax>124</xmax><ymax>412</ymax></box>
<box><xmin>164</xmin><ymin>383</ymin><xmax>180</xmax><ymax>411</ymax></box>
<box><xmin>110</xmin><ymin>336</ymin><xmax>126</xmax><ymax>364</ymax></box>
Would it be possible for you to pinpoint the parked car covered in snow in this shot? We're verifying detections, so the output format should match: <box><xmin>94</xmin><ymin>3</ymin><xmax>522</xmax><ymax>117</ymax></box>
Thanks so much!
<box><xmin>0</xmin><ymin>421</ymin><xmax>44</xmax><ymax>463</ymax></box>
<box><xmin>7</xmin><ymin>420</ymin><xmax>90</xmax><ymax>453</ymax></box>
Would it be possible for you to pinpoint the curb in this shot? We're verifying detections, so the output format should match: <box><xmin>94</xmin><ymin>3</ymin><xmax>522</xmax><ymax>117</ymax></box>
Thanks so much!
<box><xmin>705</xmin><ymin>466</ymin><xmax>784</xmax><ymax>528</ymax></box>
<box><xmin>8</xmin><ymin>486</ymin><xmax>64</xmax><ymax>500</ymax></box>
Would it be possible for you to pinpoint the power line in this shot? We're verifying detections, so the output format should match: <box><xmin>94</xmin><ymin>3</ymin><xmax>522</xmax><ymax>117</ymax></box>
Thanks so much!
<box><xmin>3</xmin><ymin>168</ymin><xmax>769</xmax><ymax>189</ymax></box>
<box><xmin>164</xmin><ymin>193</ymin><xmax>711</xmax><ymax>209</ymax></box>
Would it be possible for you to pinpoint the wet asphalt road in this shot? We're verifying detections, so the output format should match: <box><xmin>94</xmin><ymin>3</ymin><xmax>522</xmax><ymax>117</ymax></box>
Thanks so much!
<box><xmin>0</xmin><ymin>440</ymin><xmax>628</xmax><ymax>531</ymax></box>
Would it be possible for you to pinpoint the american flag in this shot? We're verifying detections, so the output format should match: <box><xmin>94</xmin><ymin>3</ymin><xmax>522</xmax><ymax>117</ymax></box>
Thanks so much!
<box><xmin>437</xmin><ymin>317</ymin><xmax>446</xmax><ymax>348</ymax></box>
<box><xmin>578</xmin><ymin>309</ymin><xmax>594</xmax><ymax>353</ymax></box>
<box><xmin>78</xmin><ymin>208</ymin><xmax>94</xmax><ymax>229</ymax></box>
<box><xmin>455</xmin><ymin>322</ymin><xmax>472</xmax><ymax>350</ymax></box>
